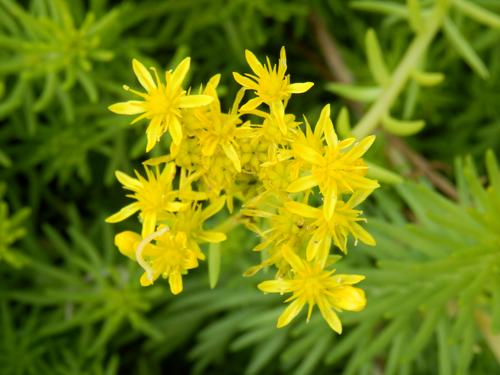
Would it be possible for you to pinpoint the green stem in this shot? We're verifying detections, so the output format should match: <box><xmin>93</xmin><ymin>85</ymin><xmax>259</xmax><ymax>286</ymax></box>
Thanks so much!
<box><xmin>352</xmin><ymin>1</ymin><xmax>449</xmax><ymax>138</ymax></box>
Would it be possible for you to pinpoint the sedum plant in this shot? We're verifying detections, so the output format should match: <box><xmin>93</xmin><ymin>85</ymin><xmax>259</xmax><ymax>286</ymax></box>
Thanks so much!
<box><xmin>1</xmin><ymin>0</ymin><xmax>500</xmax><ymax>374</ymax></box>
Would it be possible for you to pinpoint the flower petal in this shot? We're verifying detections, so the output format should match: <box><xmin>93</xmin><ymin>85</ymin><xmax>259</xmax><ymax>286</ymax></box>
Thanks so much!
<box><xmin>197</xmin><ymin>231</ymin><xmax>226</xmax><ymax>243</ymax></box>
<box><xmin>169</xmin><ymin>272</ymin><xmax>183</xmax><ymax>295</ymax></box>
<box><xmin>179</xmin><ymin>94</ymin><xmax>213</xmax><ymax>108</ymax></box>
<box><xmin>115</xmin><ymin>170</ymin><xmax>141</xmax><ymax>190</ymax></box>
<box><xmin>169</xmin><ymin>117</ymin><xmax>183</xmax><ymax>145</ymax></box>
<box><xmin>239</xmin><ymin>97</ymin><xmax>262</xmax><ymax>112</ymax></box>
<box><xmin>352</xmin><ymin>223</ymin><xmax>376</xmax><ymax>246</ymax></box>
<box><xmin>257</xmin><ymin>278</ymin><xmax>292</xmax><ymax>294</ymax></box>
<box><xmin>244</xmin><ymin>50</ymin><xmax>264</xmax><ymax>76</ymax></box>
<box><xmin>329</xmin><ymin>286</ymin><xmax>366</xmax><ymax>312</ymax></box>
<box><xmin>233</xmin><ymin>72</ymin><xmax>259</xmax><ymax>90</ymax></box>
<box><xmin>222</xmin><ymin>143</ymin><xmax>241</xmax><ymax>172</ymax></box>
<box><xmin>200</xmin><ymin>197</ymin><xmax>226</xmax><ymax>221</ymax></box>
<box><xmin>282</xmin><ymin>249</ymin><xmax>305</xmax><ymax>273</ymax></box>
<box><xmin>287</xmin><ymin>175</ymin><xmax>319</xmax><ymax>193</ymax></box>
<box><xmin>114</xmin><ymin>231</ymin><xmax>141</xmax><ymax>259</ymax></box>
<box><xmin>164</xmin><ymin>202</ymin><xmax>187</xmax><ymax>212</ymax></box>
<box><xmin>105</xmin><ymin>203</ymin><xmax>140</xmax><ymax>223</ymax></box>
<box><xmin>332</xmin><ymin>274</ymin><xmax>365</xmax><ymax>285</ymax></box>
<box><xmin>170</xmin><ymin>57</ymin><xmax>190</xmax><ymax>87</ymax></box>
<box><xmin>288</xmin><ymin>82</ymin><xmax>314</xmax><ymax>94</ymax></box>
<box><xmin>132</xmin><ymin>59</ymin><xmax>156</xmax><ymax>92</ymax></box>
<box><xmin>109</xmin><ymin>101</ymin><xmax>145</xmax><ymax>115</ymax></box>
<box><xmin>323</xmin><ymin>188</ymin><xmax>338</xmax><ymax>221</ymax></box>
<box><xmin>318</xmin><ymin>299</ymin><xmax>342</xmax><ymax>333</ymax></box>
<box><xmin>293</xmin><ymin>143</ymin><xmax>323</xmax><ymax>164</ymax></box>
<box><xmin>277</xmin><ymin>298</ymin><xmax>304</xmax><ymax>328</ymax></box>
<box><xmin>284</xmin><ymin>201</ymin><xmax>319</xmax><ymax>218</ymax></box>
<box><xmin>141</xmin><ymin>212</ymin><xmax>157</xmax><ymax>237</ymax></box>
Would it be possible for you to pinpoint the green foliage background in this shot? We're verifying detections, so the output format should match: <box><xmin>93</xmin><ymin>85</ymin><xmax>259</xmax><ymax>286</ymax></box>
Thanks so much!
<box><xmin>1</xmin><ymin>0</ymin><xmax>499</xmax><ymax>374</ymax></box>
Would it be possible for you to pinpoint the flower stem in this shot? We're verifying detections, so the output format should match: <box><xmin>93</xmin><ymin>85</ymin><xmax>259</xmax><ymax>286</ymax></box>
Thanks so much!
<box><xmin>352</xmin><ymin>1</ymin><xmax>450</xmax><ymax>138</ymax></box>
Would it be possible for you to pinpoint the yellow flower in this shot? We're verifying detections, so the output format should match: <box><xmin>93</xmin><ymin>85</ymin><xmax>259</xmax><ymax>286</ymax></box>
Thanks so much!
<box><xmin>288</xmin><ymin>105</ymin><xmax>378</xmax><ymax>220</ymax></box>
<box><xmin>285</xmin><ymin>190</ymin><xmax>376</xmax><ymax>264</ymax></box>
<box><xmin>116</xmin><ymin>228</ymin><xmax>202</xmax><ymax>294</ymax></box>
<box><xmin>233</xmin><ymin>47</ymin><xmax>313</xmax><ymax>134</ymax></box>
<box><xmin>109</xmin><ymin>58</ymin><xmax>213</xmax><ymax>152</ymax></box>
<box><xmin>195</xmin><ymin>78</ymin><xmax>252</xmax><ymax>173</ymax></box>
<box><xmin>167</xmin><ymin>197</ymin><xmax>228</xmax><ymax>244</ymax></box>
<box><xmin>258</xmin><ymin>250</ymin><xmax>366</xmax><ymax>333</ymax></box>
<box><xmin>105</xmin><ymin>163</ymin><xmax>185</xmax><ymax>237</ymax></box>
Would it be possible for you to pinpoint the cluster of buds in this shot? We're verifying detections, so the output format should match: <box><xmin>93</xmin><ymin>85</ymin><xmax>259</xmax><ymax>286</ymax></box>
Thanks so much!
<box><xmin>106</xmin><ymin>48</ymin><xmax>378</xmax><ymax>332</ymax></box>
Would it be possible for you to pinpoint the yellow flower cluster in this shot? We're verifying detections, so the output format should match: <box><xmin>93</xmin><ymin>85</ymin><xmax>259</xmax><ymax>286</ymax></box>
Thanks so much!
<box><xmin>107</xmin><ymin>48</ymin><xmax>378</xmax><ymax>332</ymax></box>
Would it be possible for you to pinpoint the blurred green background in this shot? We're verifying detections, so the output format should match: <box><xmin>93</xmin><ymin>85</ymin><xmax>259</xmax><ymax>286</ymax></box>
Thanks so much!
<box><xmin>1</xmin><ymin>0</ymin><xmax>500</xmax><ymax>374</ymax></box>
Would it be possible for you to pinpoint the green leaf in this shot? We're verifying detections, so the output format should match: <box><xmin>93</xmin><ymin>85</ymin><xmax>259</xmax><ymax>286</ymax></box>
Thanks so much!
<box><xmin>365</xmin><ymin>29</ymin><xmax>390</xmax><ymax>85</ymax></box>
<box><xmin>325</xmin><ymin>83</ymin><xmax>382</xmax><ymax>102</ymax></box>
<box><xmin>443</xmin><ymin>17</ymin><xmax>489</xmax><ymax>79</ymax></box>
<box><xmin>437</xmin><ymin>319</ymin><xmax>453</xmax><ymax>375</ymax></box>
<box><xmin>382</xmin><ymin>114</ymin><xmax>425</xmax><ymax>136</ymax></box>
<box><xmin>454</xmin><ymin>0</ymin><xmax>500</xmax><ymax>29</ymax></box>
<box><xmin>336</xmin><ymin>107</ymin><xmax>352</xmax><ymax>139</ymax></box>
<box><xmin>407</xmin><ymin>0</ymin><xmax>423</xmax><ymax>32</ymax></box>
<box><xmin>351</xmin><ymin>1</ymin><xmax>408</xmax><ymax>17</ymax></box>
<box><xmin>0</xmin><ymin>149</ymin><xmax>12</xmax><ymax>167</ymax></box>
<box><xmin>491</xmin><ymin>285</ymin><xmax>500</xmax><ymax>334</ymax></box>
<box><xmin>208</xmin><ymin>242</ymin><xmax>221</xmax><ymax>289</ymax></box>
<box><xmin>411</xmin><ymin>70</ymin><xmax>445</xmax><ymax>86</ymax></box>
<box><xmin>245</xmin><ymin>331</ymin><xmax>286</xmax><ymax>375</ymax></box>
<box><xmin>366</xmin><ymin>161</ymin><xmax>404</xmax><ymax>185</ymax></box>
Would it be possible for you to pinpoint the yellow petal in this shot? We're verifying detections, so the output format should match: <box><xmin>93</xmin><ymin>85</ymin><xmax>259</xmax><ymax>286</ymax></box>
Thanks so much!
<box><xmin>222</xmin><ymin>143</ymin><xmax>241</xmax><ymax>172</ymax></box>
<box><xmin>169</xmin><ymin>117</ymin><xmax>183</xmax><ymax>145</ymax></box>
<box><xmin>332</xmin><ymin>274</ymin><xmax>366</xmax><ymax>285</ymax></box>
<box><xmin>277</xmin><ymin>299</ymin><xmax>304</xmax><ymax>328</ymax></box>
<box><xmin>239</xmin><ymin>97</ymin><xmax>262</xmax><ymax>112</ymax></box>
<box><xmin>115</xmin><ymin>170</ymin><xmax>141</xmax><ymax>190</ymax></box>
<box><xmin>145</xmin><ymin>116</ymin><xmax>164</xmax><ymax>152</ymax></box>
<box><xmin>330</xmin><ymin>286</ymin><xmax>366</xmax><ymax>312</ymax></box>
<box><xmin>288</xmin><ymin>82</ymin><xmax>314</xmax><ymax>94</ymax></box>
<box><xmin>170</xmin><ymin>57</ymin><xmax>190</xmax><ymax>87</ymax></box>
<box><xmin>197</xmin><ymin>231</ymin><xmax>226</xmax><ymax>243</ymax></box>
<box><xmin>318</xmin><ymin>299</ymin><xmax>342</xmax><ymax>333</ymax></box>
<box><xmin>132</xmin><ymin>59</ymin><xmax>156</xmax><ymax>92</ymax></box>
<box><xmin>244</xmin><ymin>50</ymin><xmax>264</xmax><ymax>76</ymax></box>
<box><xmin>306</xmin><ymin>233</ymin><xmax>323</xmax><ymax>261</ymax></box>
<box><xmin>258</xmin><ymin>279</ymin><xmax>291</xmax><ymax>294</ymax></box>
<box><xmin>114</xmin><ymin>231</ymin><xmax>141</xmax><ymax>259</ymax></box>
<box><xmin>141</xmin><ymin>212</ymin><xmax>157</xmax><ymax>237</ymax></box>
<box><xmin>232</xmin><ymin>72</ymin><xmax>259</xmax><ymax>90</ymax></box>
<box><xmin>293</xmin><ymin>143</ymin><xmax>323</xmax><ymax>164</ymax></box>
<box><xmin>164</xmin><ymin>202</ymin><xmax>186</xmax><ymax>212</ymax></box>
<box><xmin>323</xmin><ymin>188</ymin><xmax>338</xmax><ymax>221</ymax></box>
<box><xmin>352</xmin><ymin>223</ymin><xmax>376</xmax><ymax>246</ymax></box>
<box><xmin>206</xmin><ymin>74</ymin><xmax>221</xmax><ymax>89</ymax></box>
<box><xmin>200</xmin><ymin>197</ymin><xmax>226</xmax><ymax>221</ymax></box>
<box><xmin>179</xmin><ymin>94</ymin><xmax>213</xmax><ymax>108</ymax></box>
<box><xmin>140</xmin><ymin>272</ymin><xmax>155</xmax><ymax>286</ymax></box>
<box><xmin>105</xmin><ymin>203</ymin><xmax>140</xmax><ymax>223</ymax></box>
<box><xmin>108</xmin><ymin>101</ymin><xmax>145</xmax><ymax>115</ymax></box>
<box><xmin>282</xmin><ymin>249</ymin><xmax>305</xmax><ymax>273</ymax></box>
<box><xmin>343</xmin><ymin>135</ymin><xmax>376</xmax><ymax>160</ymax></box>
<box><xmin>169</xmin><ymin>272</ymin><xmax>183</xmax><ymax>295</ymax></box>
<box><xmin>287</xmin><ymin>175</ymin><xmax>319</xmax><ymax>193</ymax></box>
<box><xmin>278</xmin><ymin>46</ymin><xmax>287</xmax><ymax>77</ymax></box>
<box><xmin>317</xmin><ymin>105</ymin><xmax>338</xmax><ymax>148</ymax></box>
<box><xmin>284</xmin><ymin>201</ymin><xmax>319</xmax><ymax>218</ymax></box>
